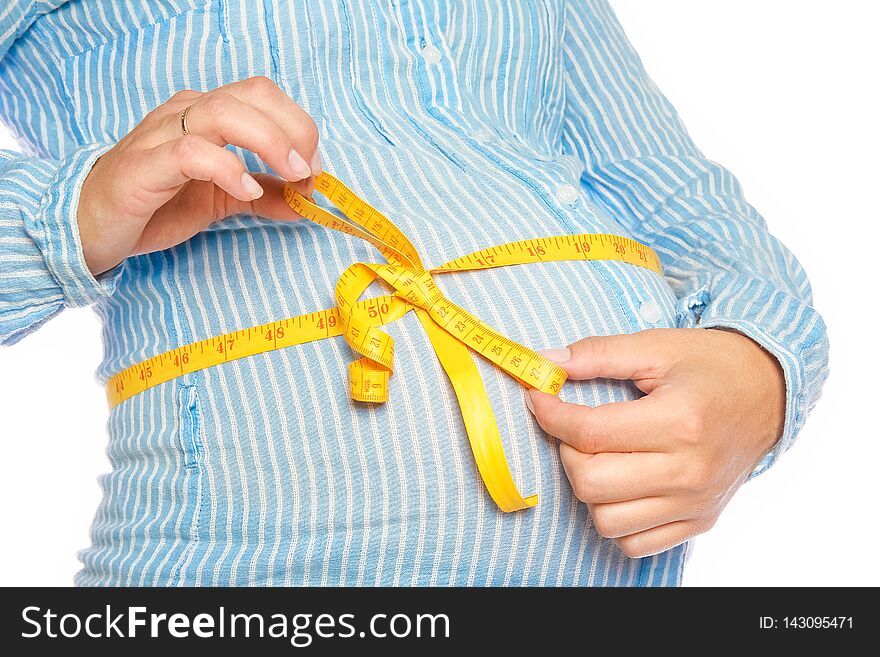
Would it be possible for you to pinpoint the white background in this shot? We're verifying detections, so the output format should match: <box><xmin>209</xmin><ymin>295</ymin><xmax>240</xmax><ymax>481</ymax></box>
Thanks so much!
<box><xmin>1</xmin><ymin>1</ymin><xmax>877</xmax><ymax>586</ymax></box>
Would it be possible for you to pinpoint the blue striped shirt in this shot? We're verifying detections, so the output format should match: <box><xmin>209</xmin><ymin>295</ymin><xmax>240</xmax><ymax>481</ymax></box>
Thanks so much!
<box><xmin>0</xmin><ymin>0</ymin><xmax>828</xmax><ymax>586</ymax></box>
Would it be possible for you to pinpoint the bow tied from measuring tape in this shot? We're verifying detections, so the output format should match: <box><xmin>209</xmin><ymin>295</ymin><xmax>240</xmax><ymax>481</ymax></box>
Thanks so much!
<box><xmin>106</xmin><ymin>171</ymin><xmax>663</xmax><ymax>513</ymax></box>
<box><xmin>283</xmin><ymin>175</ymin><xmax>571</xmax><ymax>511</ymax></box>
<box><xmin>283</xmin><ymin>173</ymin><xmax>631</xmax><ymax>512</ymax></box>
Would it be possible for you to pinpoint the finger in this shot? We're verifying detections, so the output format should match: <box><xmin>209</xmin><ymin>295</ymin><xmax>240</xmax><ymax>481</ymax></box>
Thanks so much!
<box><xmin>542</xmin><ymin>331</ymin><xmax>671</xmax><ymax>383</ymax></box>
<box><xmin>161</xmin><ymin>91</ymin><xmax>313</xmax><ymax>182</ymax></box>
<box><xmin>160</xmin><ymin>88</ymin><xmax>204</xmax><ymax>109</ymax></box>
<box><xmin>141</xmin><ymin>89</ymin><xmax>204</xmax><ymax>134</ymax></box>
<box><xmin>218</xmin><ymin>76</ymin><xmax>321</xmax><ymax>174</ymax></box>
<box><xmin>222</xmin><ymin>173</ymin><xmax>312</xmax><ymax>221</ymax></box>
<box><xmin>614</xmin><ymin>519</ymin><xmax>707</xmax><ymax>559</ymax></box>
<box><xmin>588</xmin><ymin>498</ymin><xmax>691</xmax><ymax>539</ymax></box>
<box><xmin>140</xmin><ymin>174</ymin><xmax>312</xmax><ymax>255</ymax></box>
<box><xmin>142</xmin><ymin>135</ymin><xmax>262</xmax><ymax>202</ymax></box>
<box><xmin>560</xmin><ymin>446</ymin><xmax>678</xmax><ymax>503</ymax></box>
<box><xmin>527</xmin><ymin>390</ymin><xmax>669</xmax><ymax>453</ymax></box>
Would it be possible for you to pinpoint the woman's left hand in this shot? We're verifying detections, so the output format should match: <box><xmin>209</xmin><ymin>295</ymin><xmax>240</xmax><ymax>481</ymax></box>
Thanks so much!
<box><xmin>526</xmin><ymin>328</ymin><xmax>785</xmax><ymax>558</ymax></box>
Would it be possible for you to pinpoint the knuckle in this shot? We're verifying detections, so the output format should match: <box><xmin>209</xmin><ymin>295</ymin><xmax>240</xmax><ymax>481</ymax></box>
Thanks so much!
<box><xmin>288</xmin><ymin>112</ymin><xmax>320</xmax><ymax>153</ymax></box>
<box><xmin>169</xmin><ymin>88</ymin><xmax>199</xmax><ymax>103</ymax></box>
<box><xmin>570</xmin><ymin>477</ymin><xmax>589</xmax><ymax>504</ymax></box>
<box><xmin>243</xmin><ymin>75</ymin><xmax>278</xmax><ymax>97</ymax></box>
<box><xmin>615</xmin><ymin>537</ymin><xmax>645</xmax><ymax>559</ymax></box>
<box><xmin>200</xmin><ymin>91</ymin><xmax>233</xmax><ymax>118</ymax></box>
<box><xmin>145</xmin><ymin>102</ymin><xmax>173</xmax><ymax>124</ymax></box>
<box><xmin>300</xmin><ymin>114</ymin><xmax>319</xmax><ymax>143</ymax></box>
<box><xmin>249</xmin><ymin>74</ymin><xmax>275</xmax><ymax>88</ymax></box>
<box><xmin>590</xmin><ymin>508</ymin><xmax>617</xmax><ymax>539</ymax></box>
<box><xmin>172</xmin><ymin>135</ymin><xmax>200</xmax><ymax>161</ymax></box>
<box><xmin>678</xmin><ymin>403</ymin><xmax>705</xmax><ymax>442</ymax></box>
<box><xmin>573</xmin><ymin>467</ymin><xmax>600</xmax><ymax>503</ymax></box>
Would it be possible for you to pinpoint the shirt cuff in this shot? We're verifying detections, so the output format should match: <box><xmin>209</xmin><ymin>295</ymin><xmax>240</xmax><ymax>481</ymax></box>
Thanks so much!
<box><xmin>24</xmin><ymin>142</ymin><xmax>122</xmax><ymax>308</ymax></box>
<box><xmin>674</xmin><ymin>279</ymin><xmax>826</xmax><ymax>478</ymax></box>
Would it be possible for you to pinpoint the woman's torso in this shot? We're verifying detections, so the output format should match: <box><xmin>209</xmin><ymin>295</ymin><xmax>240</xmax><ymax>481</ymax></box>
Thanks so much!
<box><xmin>2</xmin><ymin>0</ymin><xmax>685</xmax><ymax>585</ymax></box>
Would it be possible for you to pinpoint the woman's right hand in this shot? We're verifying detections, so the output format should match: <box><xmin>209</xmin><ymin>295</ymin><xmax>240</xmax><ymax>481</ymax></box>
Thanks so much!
<box><xmin>77</xmin><ymin>76</ymin><xmax>321</xmax><ymax>276</ymax></box>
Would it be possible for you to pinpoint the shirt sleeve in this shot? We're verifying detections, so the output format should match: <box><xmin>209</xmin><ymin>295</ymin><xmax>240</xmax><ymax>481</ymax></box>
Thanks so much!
<box><xmin>0</xmin><ymin>144</ymin><xmax>121</xmax><ymax>345</ymax></box>
<box><xmin>561</xmin><ymin>0</ymin><xmax>829</xmax><ymax>475</ymax></box>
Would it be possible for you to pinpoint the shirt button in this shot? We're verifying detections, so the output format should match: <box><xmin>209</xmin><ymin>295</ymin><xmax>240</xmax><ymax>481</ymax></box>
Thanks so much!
<box><xmin>421</xmin><ymin>44</ymin><xmax>442</xmax><ymax>64</ymax></box>
<box><xmin>470</xmin><ymin>128</ymin><xmax>493</xmax><ymax>142</ymax></box>
<box><xmin>639</xmin><ymin>300</ymin><xmax>662</xmax><ymax>324</ymax></box>
<box><xmin>555</xmin><ymin>183</ymin><xmax>579</xmax><ymax>206</ymax></box>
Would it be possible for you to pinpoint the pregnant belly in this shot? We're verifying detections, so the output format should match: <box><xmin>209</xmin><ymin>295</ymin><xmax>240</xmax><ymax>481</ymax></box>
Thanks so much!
<box><xmin>82</xmin><ymin>153</ymin><xmax>680</xmax><ymax>586</ymax></box>
<box><xmin>81</xmin><ymin>251</ymin><xmax>678</xmax><ymax>587</ymax></box>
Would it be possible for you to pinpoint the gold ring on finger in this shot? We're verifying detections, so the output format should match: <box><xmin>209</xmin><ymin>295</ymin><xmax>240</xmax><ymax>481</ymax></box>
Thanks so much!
<box><xmin>180</xmin><ymin>105</ymin><xmax>192</xmax><ymax>136</ymax></box>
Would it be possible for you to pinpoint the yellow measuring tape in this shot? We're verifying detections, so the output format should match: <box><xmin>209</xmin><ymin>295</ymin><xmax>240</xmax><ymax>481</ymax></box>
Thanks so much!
<box><xmin>106</xmin><ymin>172</ymin><xmax>662</xmax><ymax>512</ymax></box>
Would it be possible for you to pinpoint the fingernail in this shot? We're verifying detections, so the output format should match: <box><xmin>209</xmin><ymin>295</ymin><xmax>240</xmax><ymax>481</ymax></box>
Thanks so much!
<box><xmin>538</xmin><ymin>347</ymin><xmax>571</xmax><ymax>364</ymax></box>
<box><xmin>241</xmin><ymin>173</ymin><xmax>264</xmax><ymax>200</ymax></box>
<box><xmin>524</xmin><ymin>390</ymin><xmax>535</xmax><ymax>415</ymax></box>
<box><xmin>310</xmin><ymin>148</ymin><xmax>323</xmax><ymax>176</ymax></box>
<box><xmin>287</xmin><ymin>149</ymin><xmax>312</xmax><ymax>180</ymax></box>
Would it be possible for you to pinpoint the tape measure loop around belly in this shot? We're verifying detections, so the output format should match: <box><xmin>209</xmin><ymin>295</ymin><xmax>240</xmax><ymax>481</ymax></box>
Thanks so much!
<box><xmin>106</xmin><ymin>171</ymin><xmax>663</xmax><ymax>513</ymax></box>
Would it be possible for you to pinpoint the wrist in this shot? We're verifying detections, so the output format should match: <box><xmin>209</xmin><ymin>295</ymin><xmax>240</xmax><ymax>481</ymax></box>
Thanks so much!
<box><xmin>707</xmin><ymin>327</ymin><xmax>786</xmax><ymax>455</ymax></box>
<box><xmin>77</xmin><ymin>154</ymin><xmax>125</xmax><ymax>275</ymax></box>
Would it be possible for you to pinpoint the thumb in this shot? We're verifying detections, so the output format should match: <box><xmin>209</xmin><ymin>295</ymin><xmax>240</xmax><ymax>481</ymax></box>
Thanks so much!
<box><xmin>539</xmin><ymin>331</ymin><xmax>663</xmax><ymax>382</ymax></box>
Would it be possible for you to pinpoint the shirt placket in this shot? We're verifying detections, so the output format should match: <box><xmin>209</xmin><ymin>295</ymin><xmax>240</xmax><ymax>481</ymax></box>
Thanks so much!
<box><xmin>388</xmin><ymin>1</ymin><xmax>590</xmax><ymax>231</ymax></box>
